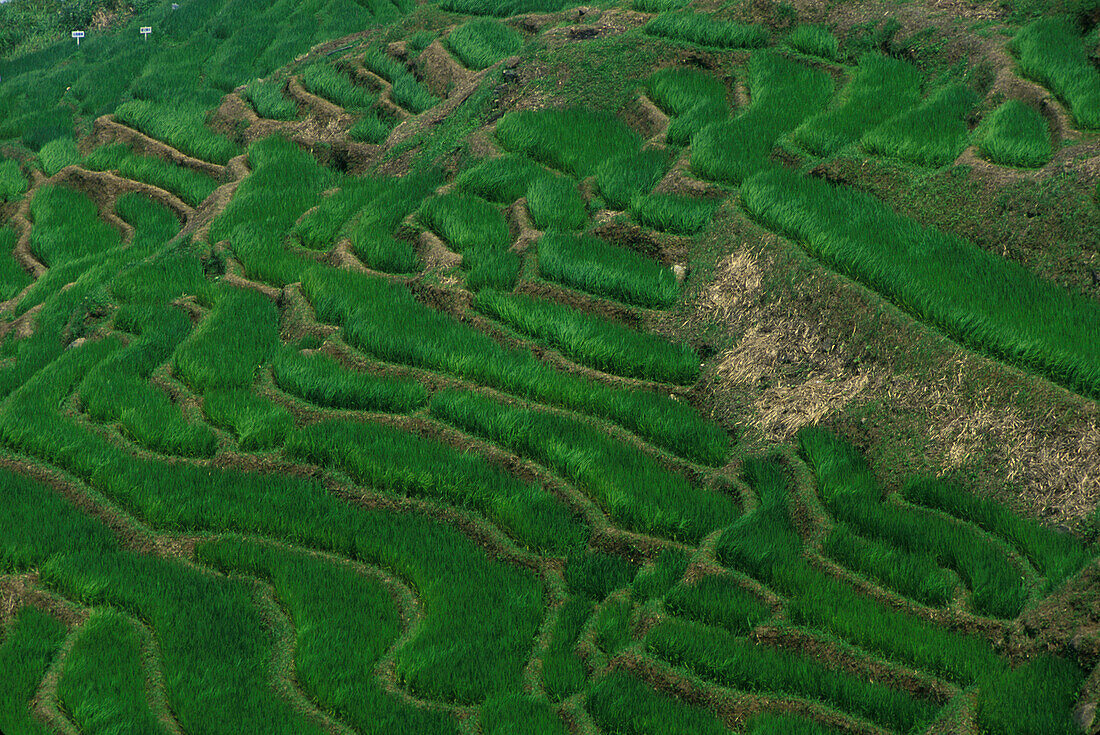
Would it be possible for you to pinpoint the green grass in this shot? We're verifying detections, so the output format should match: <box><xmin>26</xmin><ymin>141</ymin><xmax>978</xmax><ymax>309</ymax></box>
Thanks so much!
<box><xmin>649</xmin><ymin>617</ymin><xmax>939</xmax><ymax>733</ymax></box>
<box><xmin>587</xmin><ymin>671</ymin><xmax>729</xmax><ymax>735</ymax></box>
<box><xmin>595</xmin><ymin>148</ymin><xmax>675</xmax><ymax>210</ymax></box>
<box><xmin>39</xmin><ymin>136</ymin><xmax>82</xmax><ymax>175</ymax></box>
<box><xmin>455</xmin><ymin>154</ymin><xmax>553</xmax><ymax>204</ymax></box>
<box><xmin>198</xmin><ymin>537</ymin><xmax>460</xmax><ymax>735</ymax></box>
<box><xmin>292</xmin><ymin>178</ymin><xmax>385</xmax><ymax>251</ymax></box>
<box><xmin>272</xmin><ymin>347</ymin><xmax>428</xmax><ymax>412</ymax></box>
<box><xmin>740</xmin><ymin>166</ymin><xmax>1100</xmax><ymax>402</ymax></box>
<box><xmin>633</xmin><ymin>548</ymin><xmax>691</xmax><ymax>601</ymax></box>
<box><xmin>301</xmin><ymin>62</ymin><xmax>376</xmax><ymax>110</ymax></box>
<box><xmin>472</xmin><ymin>288</ymin><xmax>700</xmax><ymax>383</ymax></box>
<box><xmin>861</xmin><ymin>84</ymin><xmax>978</xmax><ymax>167</ymax></box>
<box><xmin>665</xmin><ymin>575</ymin><xmax>771</xmax><ymax>633</ymax></box>
<box><xmin>431</xmin><ymin>390</ymin><xmax>738</xmax><ymax>544</ymax></box>
<box><xmin>174</xmin><ymin>287</ymin><xmax>279</xmax><ymax>393</ymax></box>
<box><xmin>242</xmin><ymin>79</ymin><xmax>300</xmax><ymax>120</ymax></box>
<box><xmin>203</xmin><ymin>388</ymin><xmax>294</xmax><ymax>451</ymax></box>
<box><xmin>629</xmin><ymin>192</ymin><xmax>719</xmax><ymax>235</ymax></box>
<box><xmin>352</xmin><ymin>223</ymin><xmax>419</xmax><ymax>272</ymax></box>
<box><xmin>114</xmin><ymin>100</ymin><xmax>241</xmax><ymax>165</ymax></box>
<box><xmin>791</xmin><ymin>53</ymin><xmax>921</xmax><ymax>157</ymax></box>
<box><xmin>538</xmin><ymin>231</ymin><xmax>680</xmax><ymax>309</ymax></box>
<box><xmin>977</xmin><ymin>100</ymin><xmax>1052</xmax><ymax>168</ymax></box>
<box><xmin>85</xmin><ymin>143</ymin><xmax>220</xmax><ymax>207</ymax></box>
<box><xmin>360</xmin><ymin>47</ymin><xmax>439</xmax><ymax>113</ymax></box>
<box><xmin>526</xmin><ymin>174</ymin><xmax>588</xmax><ymax>230</ymax></box>
<box><xmin>692</xmin><ymin>51</ymin><xmax>834</xmax><ymax>184</ymax></box>
<box><xmin>644</xmin><ymin>12</ymin><xmax>770</xmax><ymax>49</ymax></box>
<box><xmin>1011</xmin><ymin>15</ymin><xmax>1100</xmax><ymax>129</ymax></box>
<box><xmin>446</xmin><ymin>19</ymin><xmax>523</xmax><ymax>71</ymax></box>
<box><xmin>59</xmin><ymin>611</ymin><xmax>173</xmax><ymax>735</ymax></box>
<box><xmin>0</xmin><ymin>159</ymin><xmax>28</xmax><ymax>202</ymax></box>
<box><xmin>786</xmin><ymin>24</ymin><xmax>840</xmax><ymax>60</ymax></box>
<box><xmin>496</xmin><ymin>108</ymin><xmax>641</xmax><ymax>178</ymax></box>
<box><xmin>542</xmin><ymin>597</ymin><xmax>593</xmax><ymax>701</ymax></box>
<box><xmin>0</xmin><ymin>605</ymin><xmax>67</xmax><ymax>735</ymax></box>
<box><xmin>29</xmin><ymin>185</ymin><xmax>122</xmax><ymax>267</ymax></box>
<box><xmin>286</xmin><ymin>417</ymin><xmax>588</xmax><ymax>555</ymax></box>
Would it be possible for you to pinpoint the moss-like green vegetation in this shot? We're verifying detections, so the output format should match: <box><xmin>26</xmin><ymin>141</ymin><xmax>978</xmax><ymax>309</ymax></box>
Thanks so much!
<box><xmin>977</xmin><ymin>99</ymin><xmax>1053</xmax><ymax>168</ymax></box>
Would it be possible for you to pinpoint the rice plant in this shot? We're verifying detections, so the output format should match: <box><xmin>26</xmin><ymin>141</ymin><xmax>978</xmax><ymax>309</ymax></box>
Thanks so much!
<box><xmin>174</xmin><ymin>287</ymin><xmax>280</xmax><ymax>393</ymax></box>
<box><xmin>644</xmin><ymin>12</ymin><xmax>770</xmax><ymax>49</ymax></box>
<box><xmin>272</xmin><ymin>347</ymin><xmax>428</xmax><ymax>412</ymax></box>
<box><xmin>747</xmin><ymin>714</ymin><xmax>845</xmax><ymax>735</ymax></box>
<box><xmin>786</xmin><ymin>24</ymin><xmax>840</xmax><ymax>60</ymax></box>
<box><xmin>1011</xmin><ymin>15</ymin><xmax>1100</xmax><ymax>129</ymax></box>
<box><xmin>649</xmin><ymin>617</ymin><xmax>939</xmax><ymax>732</ymax></box>
<box><xmin>38</xmin><ymin>136</ymin><xmax>82</xmax><ymax>175</ymax></box>
<box><xmin>632</xmin><ymin>0</ymin><xmax>690</xmax><ymax>11</ymax></box>
<box><xmin>464</xmin><ymin>248</ymin><xmax>523</xmax><ymax>291</ymax></box>
<box><xmin>472</xmin><ymin>288</ymin><xmax>700</xmax><ymax>383</ymax></box>
<box><xmin>455</xmin><ymin>155</ymin><xmax>553</xmax><ymax>204</ymax></box>
<box><xmin>242</xmin><ymin>79</ymin><xmax>300</xmax><ymax>120</ymax></box>
<box><xmin>976</xmin><ymin>655</ymin><xmax>1087</xmax><ymax>735</ymax></box>
<box><xmin>286</xmin><ymin>418</ymin><xmax>588</xmax><ymax>555</ymax></box>
<box><xmin>633</xmin><ymin>548</ymin><xmax>691</xmax><ymax>600</ymax></box>
<box><xmin>665</xmin><ymin>575</ymin><xmax>771</xmax><ymax>633</ymax></box>
<box><xmin>565</xmin><ymin>552</ymin><xmax>638</xmax><ymax>600</ymax></box>
<box><xmin>197</xmin><ymin>537</ymin><xmax>461</xmax><ymax>735</ymax></box>
<box><xmin>646</xmin><ymin>67</ymin><xmax>729</xmax><ymax>146</ymax></box>
<box><xmin>629</xmin><ymin>192</ymin><xmax>719</xmax><ymax>234</ymax></box>
<box><xmin>29</xmin><ymin>185</ymin><xmax>122</xmax><ymax>267</ymax></box>
<box><xmin>594</xmin><ymin>148</ymin><xmax>675</xmax><ymax>210</ymax></box>
<box><xmin>587</xmin><ymin>671</ymin><xmax>729</xmax><ymax>735</ymax></box>
<box><xmin>977</xmin><ymin>100</ymin><xmax>1052</xmax><ymax>168</ymax></box>
<box><xmin>542</xmin><ymin>597</ymin><xmax>593</xmax><ymax>702</ymax></box>
<box><xmin>446</xmin><ymin>19</ymin><xmax>524</xmax><ymax>71</ymax></box>
<box><xmin>301</xmin><ymin>62</ymin><xmax>376</xmax><ymax>109</ymax></box>
<box><xmin>0</xmin><ymin>605</ymin><xmax>67</xmax><ymax>735</ymax></box>
<box><xmin>419</xmin><ymin>192</ymin><xmax>511</xmax><ymax>254</ymax></box>
<box><xmin>114</xmin><ymin>100</ymin><xmax>240</xmax><ymax>164</ymax></box>
<box><xmin>481</xmin><ymin>694</ymin><xmax>570</xmax><ymax>735</ymax></box>
<box><xmin>431</xmin><ymin>390</ymin><xmax>738</xmax><ymax>543</ymax></box>
<box><xmin>861</xmin><ymin>84</ymin><xmax>978</xmax><ymax>167</ymax></box>
<box><xmin>0</xmin><ymin>159</ymin><xmax>28</xmax><ymax>202</ymax></box>
<box><xmin>692</xmin><ymin>51</ymin><xmax>834</xmax><ymax>184</ymax></box>
<box><xmin>438</xmin><ymin>0</ymin><xmax>565</xmax><ymax>16</ymax></box>
<box><xmin>391</xmin><ymin>71</ymin><xmax>439</xmax><ymax>114</ymax></box>
<box><xmin>85</xmin><ymin>143</ymin><xmax>219</xmax><ymax>207</ymax></box>
<box><xmin>902</xmin><ymin>477</ymin><xmax>1092</xmax><ymax>593</ymax></box>
<box><xmin>292</xmin><ymin>178</ymin><xmax>386</xmax><ymax>250</ymax></box>
<box><xmin>525</xmin><ymin>174</ymin><xmax>587</xmax><ymax>230</ymax></box>
<box><xmin>59</xmin><ymin>611</ymin><xmax>172</xmax><ymax>735</ymax></box>
<box><xmin>0</xmin><ymin>228</ymin><xmax>32</xmax><ymax>301</ymax></box>
<box><xmin>537</xmin><ymin>231</ymin><xmax>680</xmax><ymax>309</ymax></box>
<box><xmin>740</xmin><ymin>166</ymin><xmax>1100</xmax><ymax>401</ymax></box>
<box><xmin>800</xmin><ymin>427</ymin><xmax>1028</xmax><ymax>618</ymax></box>
<box><xmin>496</xmin><ymin>108</ymin><xmax>641</xmax><ymax>178</ymax></box>
<box><xmin>348</xmin><ymin>110</ymin><xmax>396</xmax><ymax>144</ymax></box>
<box><xmin>301</xmin><ymin>266</ymin><xmax>730</xmax><ymax>463</ymax></box>
<box><xmin>792</xmin><ymin>53</ymin><xmax>922</xmax><ymax>157</ymax></box>
<box><xmin>203</xmin><ymin>388</ymin><xmax>294</xmax><ymax>450</ymax></box>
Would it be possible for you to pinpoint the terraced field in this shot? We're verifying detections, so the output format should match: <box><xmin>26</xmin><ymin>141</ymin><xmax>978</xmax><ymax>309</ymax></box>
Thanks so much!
<box><xmin>1</xmin><ymin>0</ymin><xmax>1100</xmax><ymax>733</ymax></box>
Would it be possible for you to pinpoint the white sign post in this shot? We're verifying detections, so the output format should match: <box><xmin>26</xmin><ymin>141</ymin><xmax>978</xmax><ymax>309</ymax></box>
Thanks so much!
<box><xmin>71</xmin><ymin>30</ymin><xmax>85</xmax><ymax>46</ymax></box>
<box><xmin>140</xmin><ymin>26</ymin><xmax>152</xmax><ymax>41</ymax></box>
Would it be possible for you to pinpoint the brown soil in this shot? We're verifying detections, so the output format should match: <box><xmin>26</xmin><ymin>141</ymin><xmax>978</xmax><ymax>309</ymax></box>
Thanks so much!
<box><xmin>51</xmin><ymin>165</ymin><xmax>192</xmax><ymax>227</ymax></box>
<box><xmin>417</xmin><ymin>40</ymin><xmax>481</xmax><ymax>99</ymax></box>
<box><xmin>620</xmin><ymin>94</ymin><xmax>670</xmax><ymax>142</ymax></box>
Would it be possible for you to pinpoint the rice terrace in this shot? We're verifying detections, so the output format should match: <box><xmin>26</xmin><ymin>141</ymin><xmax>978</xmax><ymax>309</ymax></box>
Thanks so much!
<box><xmin>1</xmin><ymin>0</ymin><xmax>1100</xmax><ymax>732</ymax></box>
